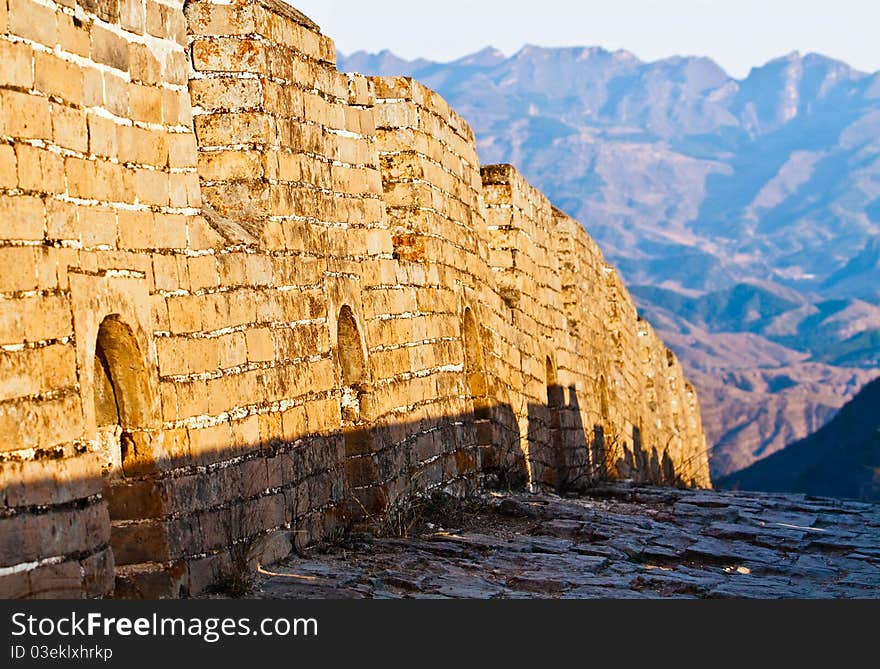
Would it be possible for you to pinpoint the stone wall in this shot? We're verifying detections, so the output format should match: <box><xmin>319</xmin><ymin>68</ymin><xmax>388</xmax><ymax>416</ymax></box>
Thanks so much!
<box><xmin>0</xmin><ymin>0</ymin><xmax>710</xmax><ymax>598</ymax></box>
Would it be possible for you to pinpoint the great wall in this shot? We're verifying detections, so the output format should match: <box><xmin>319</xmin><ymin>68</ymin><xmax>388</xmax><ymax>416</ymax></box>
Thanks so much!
<box><xmin>0</xmin><ymin>0</ymin><xmax>711</xmax><ymax>598</ymax></box>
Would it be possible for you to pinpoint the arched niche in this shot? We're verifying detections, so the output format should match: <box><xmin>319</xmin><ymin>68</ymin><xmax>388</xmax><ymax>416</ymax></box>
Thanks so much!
<box><xmin>591</xmin><ymin>374</ymin><xmax>612</xmax><ymax>478</ymax></box>
<box><xmin>336</xmin><ymin>305</ymin><xmax>366</xmax><ymax>389</ymax></box>
<box><xmin>461</xmin><ymin>307</ymin><xmax>490</xmax><ymax>473</ymax></box>
<box><xmin>462</xmin><ymin>308</ymin><xmax>488</xmax><ymax>410</ymax></box>
<box><xmin>335</xmin><ymin>305</ymin><xmax>380</xmax><ymax>517</ymax></box>
<box><xmin>545</xmin><ymin>355</ymin><xmax>564</xmax><ymax>489</ymax></box>
<box><xmin>91</xmin><ymin>315</ymin><xmax>166</xmax><ymax>573</ymax></box>
<box><xmin>93</xmin><ymin>315</ymin><xmax>155</xmax><ymax>476</ymax></box>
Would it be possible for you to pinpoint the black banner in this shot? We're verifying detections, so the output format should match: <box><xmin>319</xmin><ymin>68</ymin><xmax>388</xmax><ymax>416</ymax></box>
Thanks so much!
<box><xmin>0</xmin><ymin>599</ymin><xmax>876</xmax><ymax>665</ymax></box>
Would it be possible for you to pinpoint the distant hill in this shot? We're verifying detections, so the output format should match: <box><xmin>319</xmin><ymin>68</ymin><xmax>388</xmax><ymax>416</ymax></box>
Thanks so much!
<box><xmin>718</xmin><ymin>377</ymin><xmax>880</xmax><ymax>501</ymax></box>
<box><xmin>338</xmin><ymin>47</ymin><xmax>880</xmax><ymax>478</ymax></box>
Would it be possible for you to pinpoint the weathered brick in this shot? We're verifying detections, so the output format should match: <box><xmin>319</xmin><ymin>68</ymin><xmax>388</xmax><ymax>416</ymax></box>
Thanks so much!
<box><xmin>0</xmin><ymin>39</ymin><xmax>33</xmax><ymax>88</ymax></box>
<box><xmin>0</xmin><ymin>194</ymin><xmax>44</xmax><ymax>241</ymax></box>
<box><xmin>77</xmin><ymin>205</ymin><xmax>117</xmax><ymax>247</ymax></box>
<box><xmin>129</xmin><ymin>43</ymin><xmax>162</xmax><ymax>85</ymax></box>
<box><xmin>119</xmin><ymin>0</ymin><xmax>145</xmax><ymax>33</ymax></box>
<box><xmin>0</xmin><ymin>89</ymin><xmax>51</xmax><ymax>140</ymax></box>
<box><xmin>167</xmin><ymin>132</ymin><xmax>197</xmax><ymax>169</ymax></box>
<box><xmin>34</xmin><ymin>52</ymin><xmax>83</xmax><ymax>104</ymax></box>
<box><xmin>194</xmin><ymin>112</ymin><xmax>270</xmax><ymax>146</ymax></box>
<box><xmin>134</xmin><ymin>168</ymin><xmax>169</xmax><ymax>206</ymax></box>
<box><xmin>162</xmin><ymin>49</ymin><xmax>189</xmax><ymax>85</ymax></box>
<box><xmin>91</xmin><ymin>24</ymin><xmax>130</xmax><ymax>72</ymax></box>
<box><xmin>15</xmin><ymin>145</ymin><xmax>63</xmax><ymax>193</ymax></box>
<box><xmin>81</xmin><ymin>67</ymin><xmax>104</xmax><ymax>107</ymax></box>
<box><xmin>185</xmin><ymin>2</ymin><xmax>254</xmax><ymax>36</ymax></box>
<box><xmin>118</xmin><ymin>124</ymin><xmax>167</xmax><ymax>166</ymax></box>
<box><xmin>187</xmin><ymin>254</ymin><xmax>218</xmax><ymax>291</ymax></box>
<box><xmin>102</xmin><ymin>72</ymin><xmax>129</xmax><ymax>116</ymax></box>
<box><xmin>245</xmin><ymin>327</ymin><xmax>274</xmax><ymax>363</ymax></box>
<box><xmin>192</xmin><ymin>37</ymin><xmax>264</xmax><ymax>73</ymax></box>
<box><xmin>57</xmin><ymin>13</ymin><xmax>91</xmax><ymax>58</ymax></box>
<box><xmin>0</xmin><ymin>146</ymin><xmax>18</xmax><ymax>189</ymax></box>
<box><xmin>197</xmin><ymin>150</ymin><xmax>260</xmax><ymax>181</ymax></box>
<box><xmin>51</xmin><ymin>104</ymin><xmax>88</xmax><ymax>153</ymax></box>
<box><xmin>129</xmin><ymin>82</ymin><xmax>163</xmax><ymax>123</ymax></box>
<box><xmin>0</xmin><ymin>246</ymin><xmax>38</xmax><ymax>293</ymax></box>
<box><xmin>8</xmin><ymin>0</ymin><xmax>56</xmax><ymax>46</ymax></box>
<box><xmin>188</xmin><ymin>77</ymin><xmax>262</xmax><ymax>111</ymax></box>
<box><xmin>80</xmin><ymin>0</ymin><xmax>119</xmax><ymax>23</ymax></box>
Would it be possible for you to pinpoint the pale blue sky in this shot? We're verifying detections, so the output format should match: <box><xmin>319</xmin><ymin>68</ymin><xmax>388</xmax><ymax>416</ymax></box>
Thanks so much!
<box><xmin>290</xmin><ymin>0</ymin><xmax>879</xmax><ymax>78</ymax></box>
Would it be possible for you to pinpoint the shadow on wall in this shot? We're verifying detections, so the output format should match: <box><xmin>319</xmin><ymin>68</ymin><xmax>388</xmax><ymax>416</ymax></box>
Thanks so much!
<box><xmin>1</xmin><ymin>311</ymin><xmax>698</xmax><ymax>599</ymax></box>
<box><xmin>0</xmin><ymin>388</ymin><xmax>697</xmax><ymax>599</ymax></box>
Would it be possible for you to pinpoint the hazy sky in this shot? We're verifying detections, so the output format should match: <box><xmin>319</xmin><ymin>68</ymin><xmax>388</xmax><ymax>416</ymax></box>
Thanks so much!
<box><xmin>290</xmin><ymin>0</ymin><xmax>879</xmax><ymax>79</ymax></box>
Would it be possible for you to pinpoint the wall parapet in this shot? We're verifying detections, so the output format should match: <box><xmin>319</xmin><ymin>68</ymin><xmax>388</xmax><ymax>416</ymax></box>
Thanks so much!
<box><xmin>0</xmin><ymin>0</ymin><xmax>710</xmax><ymax>598</ymax></box>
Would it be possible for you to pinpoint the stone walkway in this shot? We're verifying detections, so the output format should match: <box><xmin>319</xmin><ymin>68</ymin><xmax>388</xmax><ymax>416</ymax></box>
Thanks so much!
<box><xmin>254</xmin><ymin>485</ymin><xmax>880</xmax><ymax>598</ymax></box>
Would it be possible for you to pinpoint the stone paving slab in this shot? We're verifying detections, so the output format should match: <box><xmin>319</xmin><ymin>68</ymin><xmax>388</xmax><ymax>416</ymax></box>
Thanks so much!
<box><xmin>252</xmin><ymin>484</ymin><xmax>880</xmax><ymax>599</ymax></box>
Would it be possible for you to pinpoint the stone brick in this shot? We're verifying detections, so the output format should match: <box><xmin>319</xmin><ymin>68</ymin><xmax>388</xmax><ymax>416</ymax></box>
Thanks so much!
<box><xmin>91</xmin><ymin>24</ymin><xmax>130</xmax><ymax>72</ymax></box>
<box><xmin>145</xmin><ymin>0</ymin><xmax>176</xmax><ymax>41</ymax></box>
<box><xmin>0</xmin><ymin>293</ymin><xmax>68</xmax><ymax>345</ymax></box>
<box><xmin>129</xmin><ymin>43</ymin><xmax>162</xmax><ymax>85</ymax></box>
<box><xmin>77</xmin><ymin>206</ymin><xmax>117</xmax><ymax>247</ymax></box>
<box><xmin>0</xmin><ymin>39</ymin><xmax>33</xmax><ymax>88</ymax></box>
<box><xmin>191</xmin><ymin>37</ymin><xmax>264</xmax><ymax>73</ymax></box>
<box><xmin>51</xmin><ymin>104</ymin><xmax>88</xmax><ymax>153</ymax></box>
<box><xmin>0</xmin><ymin>343</ymin><xmax>76</xmax><ymax>402</ymax></box>
<box><xmin>0</xmin><ymin>246</ymin><xmax>38</xmax><ymax>293</ymax></box>
<box><xmin>188</xmin><ymin>77</ymin><xmax>262</xmax><ymax>111</ymax></box>
<box><xmin>111</xmin><ymin>520</ymin><xmax>169</xmax><ymax>565</ymax></box>
<box><xmin>34</xmin><ymin>52</ymin><xmax>83</xmax><ymax>104</ymax></box>
<box><xmin>15</xmin><ymin>144</ymin><xmax>63</xmax><ymax>193</ymax></box>
<box><xmin>87</xmin><ymin>114</ymin><xmax>118</xmax><ymax>158</ymax></box>
<box><xmin>119</xmin><ymin>0</ymin><xmax>145</xmax><ymax>34</ymax></box>
<box><xmin>194</xmin><ymin>112</ymin><xmax>270</xmax><ymax>146</ymax></box>
<box><xmin>57</xmin><ymin>13</ymin><xmax>91</xmax><ymax>58</ymax></box>
<box><xmin>0</xmin><ymin>194</ymin><xmax>44</xmax><ymax>241</ymax></box>
<box><xmin>167</xmin><ymin>295</ymin><xmax>203</xmax><ymax>333</ymax></box>
<box><xmin>81</xmin><ymin>549</ymin><xmax>115</xmax><ymax>598</ymax></box>
<box><xmin>27</xmin><ymin>560</ymin><xmax>83</xmax><ymax>598</ymax></box>
<box><xmin>198</xmin><ymin>150</ymin><xmax>261</xmax><ymax>181</ymax></box>
<box><xmin>80</xmin><ymin>0</ymin><xmax>119</xmax><ymax>23</ymax></box>
<box><xmin>0</xmin><ymin>145</ymin><xmax>18</xmax><ymax>189</ymax></box>
<box><xmin>187</xmin><ymin>254</ymin><xmax>218</xmax><ymax>291</ymax></box>
<box><xmin>162</xmin><ymin>50</ymin><xmax>189</xmax><ymax>85</ymax></box>
<box><xmin>134</xmin><ymin>168</ymin><xmax>169</xmax><ymax>206</ymax></box>
<box><xmin>118</xmin><ymin>124</ymin><xmax>167</xmax><ymax>166</ymax></box>
<box><xmin>8</xmin><ymin>0</ymin><xmax>56</xmax><ymax>46</ymax></box>
<box><xmin>152</xmin><ymin>213</ymin><xmax>188</xmax><ymax>248</ymax></box>
<box><xmin>185</xmin><ymin>2</ymin><xmax>254</xmax><ymax>36</ymax></box>
<box><xmin>82</xmin><ymin>67</ymin><xmax>104</xmax><ymax>107</ymax></box>
<box><xmin>245</xmin><ymin>327</ymin><xmax>274</xmax><ymax>363</ymax></box>
<box><xmin>167</xmin><ymin>172</ymin><xmax>190</xmax><ymax>208</ymax></box>
<box><xmin>129</xmin><ymin>82</ymin><xmax>163</xmax><ymax>123</ymax></box>
<box><xmin>102</xmin><ymin>72</ymin><xmax>129</xmax><ymax>116</ymax></box>
<box><xmin>0</xmin><ymin>89</ymin><xmax>51</xmax><ymax>140</ymax></box>
<box><xmin>167</xmin><ymin>132</ymin><xmax>198</xmax><ymax>169</ymax></box>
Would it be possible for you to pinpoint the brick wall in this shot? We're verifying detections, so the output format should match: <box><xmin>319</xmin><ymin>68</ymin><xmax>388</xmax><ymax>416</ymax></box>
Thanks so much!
<box><xmin>0</xmin><ymin>0</ymin><xmax>711</xmax><ymax>599</ymax></box>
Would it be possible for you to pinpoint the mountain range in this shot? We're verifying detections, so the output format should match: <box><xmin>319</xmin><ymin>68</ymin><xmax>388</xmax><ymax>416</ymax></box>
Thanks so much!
<box><xmin>338</xmin><ymin>46</ymin><xmax>880</xmax><ymax>479</ymax></box>
<box><xmin>719</xmin><ymin>377</ymin><xmax>880</xmax><ymax>501</ymax></box>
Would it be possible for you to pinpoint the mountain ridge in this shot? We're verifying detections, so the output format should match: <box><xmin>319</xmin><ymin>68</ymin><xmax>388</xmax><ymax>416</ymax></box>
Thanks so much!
<box><xmin>718</xmin><ymin>377</ymin><xmax>880</xmax><ymax>500</ymax></box>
